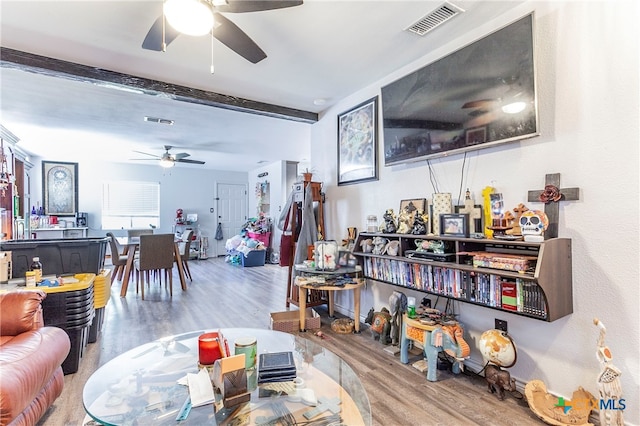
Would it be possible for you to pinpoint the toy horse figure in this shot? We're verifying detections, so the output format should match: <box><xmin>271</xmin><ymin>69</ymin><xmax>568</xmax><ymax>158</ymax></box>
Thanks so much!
<box><xmin>365</xmin><ymin>307</ymin><xmax>391</xmax><ymax>345</ymax></box>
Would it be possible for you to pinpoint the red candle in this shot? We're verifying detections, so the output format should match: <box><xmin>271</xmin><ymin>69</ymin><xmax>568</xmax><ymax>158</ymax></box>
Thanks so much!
<box><xmin>198</xmin><ymin>332</ymin><xmax>222</xmax><ymax>365</ymax></box>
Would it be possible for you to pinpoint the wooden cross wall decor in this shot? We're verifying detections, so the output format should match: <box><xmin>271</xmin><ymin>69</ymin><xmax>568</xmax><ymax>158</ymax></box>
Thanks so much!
<box><xmin>527</xmin><ymin>173</ymin><xmax>580</xmax><ymax>239</ymax></box>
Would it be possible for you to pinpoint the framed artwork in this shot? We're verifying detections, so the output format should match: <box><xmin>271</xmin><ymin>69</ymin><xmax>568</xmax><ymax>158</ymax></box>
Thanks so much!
<box><xmin>42</xmin><ymin>161</ymin><xmax>78</xmax><ymax>216</ymax></box>
<box><xmin>400</xmin><ymin>198</ymin><xmax>427</xmax><ymax>221</ymax></box>
<box><xmin>337</xmin><ymin>96</ymin><xmax>378</xmax><ymax>186</ymax></box>
<box><xmin>440</xmin><ymin>213</ymin><xmax>469</xmax><ymax>237</ymax></box>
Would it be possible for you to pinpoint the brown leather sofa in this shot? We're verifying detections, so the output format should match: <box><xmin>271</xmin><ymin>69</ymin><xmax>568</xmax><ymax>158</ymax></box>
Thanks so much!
<box><xmin>0</xmin><ymin>290</ymin><xmax>71</xmax><ymax>426</ymax></box>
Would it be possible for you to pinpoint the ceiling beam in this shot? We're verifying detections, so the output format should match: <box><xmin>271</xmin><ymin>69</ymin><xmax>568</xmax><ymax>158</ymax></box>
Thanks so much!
<box><xmin>0</xmin><ymin>47</ymin><xmax>318</xmax><ymax>124</ymax></box>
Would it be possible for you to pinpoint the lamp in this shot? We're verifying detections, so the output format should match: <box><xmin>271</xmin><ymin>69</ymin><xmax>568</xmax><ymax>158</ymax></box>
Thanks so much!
<box><xmin>160</xmin><ymin>157</ymin><xmax>175</xmax><ymax>168</ymax></box>
<box><xmin>501</xmin><ymin>101</ymin><xmax>526</xmax><ymax>114</ymax></box>
<box><xmin>163</xmin><ymin>0</ymin><xmax>214</xmax><ymax>37</ymax></box>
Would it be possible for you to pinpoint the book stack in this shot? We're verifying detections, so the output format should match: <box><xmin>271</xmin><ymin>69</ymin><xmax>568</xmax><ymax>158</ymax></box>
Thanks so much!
<box><xmin>257</xmin><ymin>351</ymin><xmax>296</xmax><ymax>384</ymax></box>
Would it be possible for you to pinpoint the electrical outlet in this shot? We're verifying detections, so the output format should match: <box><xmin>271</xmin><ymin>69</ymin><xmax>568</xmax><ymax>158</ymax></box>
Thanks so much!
<box><xmin>495</xmin><ymin>319</ymin><xmax>508</xmax><ymax>332</ymax></box>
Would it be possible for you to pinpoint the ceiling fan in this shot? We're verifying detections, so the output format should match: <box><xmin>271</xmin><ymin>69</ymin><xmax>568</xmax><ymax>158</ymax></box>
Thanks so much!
<box><xmin>461</xmin><ymin>76</ymin><xmax>527</xmax><ymax>114</ymax></box>
<box><xmin>131</xmin><ymin>146</ymin><xmax>206</xmax><ymax>168</ymax></box>
<box><xmin>141</xmin><ymin>0</ymin><xmax>303</xmax><ymax>64</ymax></box>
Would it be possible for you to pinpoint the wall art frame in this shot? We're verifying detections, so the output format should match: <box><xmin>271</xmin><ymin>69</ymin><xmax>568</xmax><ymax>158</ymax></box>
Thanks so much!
<box><xmin>337</xmin><ymin>96</ymin><xmax>378</xmax><ymax>186</ymax></box>
<box><xmin>440</xmin><ymin>213</ymin><xmax>469</xmax><ymax>237</ymax></box>
<box><xmin>42</xmin><ymin>161</ymin><xmax>78</xmax><ymax>216</ymax></box>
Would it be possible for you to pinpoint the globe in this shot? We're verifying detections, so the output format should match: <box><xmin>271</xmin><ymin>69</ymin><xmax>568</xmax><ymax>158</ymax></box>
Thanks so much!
<box><xmin>479</xmin><ymin>329</ymin><xmax>517</xmax><ymax>368</ymax></box>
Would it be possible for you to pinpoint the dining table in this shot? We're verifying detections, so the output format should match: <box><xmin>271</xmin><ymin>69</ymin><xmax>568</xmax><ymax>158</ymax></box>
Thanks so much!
<box><xmin>116</xmin><ymin>237</ymin><xmax>188</xmax><ymax>297</ymax></box>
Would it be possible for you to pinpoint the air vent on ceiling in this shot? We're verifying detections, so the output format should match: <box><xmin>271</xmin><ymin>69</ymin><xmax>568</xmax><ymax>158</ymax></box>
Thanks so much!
<box><xmin>405</xmin><ymin>2</ymin><xmax>464</xmax><ymax>36</ymax></box>
<box><xmin>144</xmin><ymin>116</ymin><xmax>174</xmax><ymax>125</ymax></box>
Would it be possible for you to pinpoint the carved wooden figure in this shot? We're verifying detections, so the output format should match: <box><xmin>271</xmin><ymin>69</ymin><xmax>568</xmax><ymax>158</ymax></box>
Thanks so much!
<box><xmin>485</xmin><ymin>364</ymin><xmax>516</xmax><ymax>400</ymax></box>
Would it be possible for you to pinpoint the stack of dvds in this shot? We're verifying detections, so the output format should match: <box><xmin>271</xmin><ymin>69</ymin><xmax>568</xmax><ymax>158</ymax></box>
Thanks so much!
<box><xmin>257</xmin><ymin>351</ymin><xmax>297</xmax><ymax>384</ymax></box>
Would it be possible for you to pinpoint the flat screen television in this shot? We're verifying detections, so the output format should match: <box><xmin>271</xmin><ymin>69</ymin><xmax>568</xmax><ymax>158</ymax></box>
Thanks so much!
<box><xmin>381</xmin><ymin>13</ymin><xmax>538</xmax><ymax>166</ymax></box>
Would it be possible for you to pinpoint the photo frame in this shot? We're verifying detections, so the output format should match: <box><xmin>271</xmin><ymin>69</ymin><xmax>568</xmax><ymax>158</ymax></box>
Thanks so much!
<box><xmin>42</xmin><ymin>161</ymin><xmax>78</xmax><ymax>216</ymax></box>
<box><xmin>337</xmin><ymin>96</ymin><xmax>378</xmax><ymax>186</ymax></box>
<box><xmin>440</xmin><ymin>213</ymin><xmax>469</xmax><ymax>237</ymax></box>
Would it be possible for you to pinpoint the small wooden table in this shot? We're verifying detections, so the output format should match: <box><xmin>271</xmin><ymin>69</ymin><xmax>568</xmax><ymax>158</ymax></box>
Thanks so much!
<box><xmin>296</xmin><ymin>277</ymin><xmax>364</xmax><ymax>333</ymax></box>
<box><xmin>117</xmin><ymin>237</ymin><xmax>187</xmax><ymax>297</ymax></box>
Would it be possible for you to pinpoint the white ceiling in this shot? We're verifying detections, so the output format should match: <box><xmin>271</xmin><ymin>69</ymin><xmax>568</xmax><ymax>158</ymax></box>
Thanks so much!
<box><xmin>0</xmin><ymin>0</ymin><xmax>526</xmax><ymax>171</ymax></box>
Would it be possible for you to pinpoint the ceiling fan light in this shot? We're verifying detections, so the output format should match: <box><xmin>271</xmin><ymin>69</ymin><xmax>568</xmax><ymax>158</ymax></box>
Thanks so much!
<box><xmin>164</xmin><ymin>0</ymin><xmax>214</xmax><ymax>37</ymax></box>
<box><xmin>502</xmin><ymin>101</ymin><xmax>526</xmax><ymax>114</ymax></box>
<box><xmin>160</xmin><ymin>158</ymin><xmax>175</xmax><ymax>168</ymax></box>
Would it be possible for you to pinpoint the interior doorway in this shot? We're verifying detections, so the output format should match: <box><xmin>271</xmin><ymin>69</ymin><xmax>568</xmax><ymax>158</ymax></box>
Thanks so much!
<box><xmin>214</xmin><ymin>182</ymin><xmax>248</xmax><ymax>257</ymax></box>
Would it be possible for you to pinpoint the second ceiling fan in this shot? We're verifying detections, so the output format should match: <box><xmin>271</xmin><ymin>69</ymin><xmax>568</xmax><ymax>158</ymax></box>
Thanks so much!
<box><xmin>142</xmin><ymin>0</ymin><xmax>303</xmax><ymax>64</ymax></box>
<box><xmin>132</xmin><ymin>146</ymin><xmax>206</xmax><ymax>168</ymax></box>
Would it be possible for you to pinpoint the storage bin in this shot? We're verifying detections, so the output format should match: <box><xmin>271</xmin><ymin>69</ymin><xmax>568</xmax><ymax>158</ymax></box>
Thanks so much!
<box><xmin>270</xmin><ymin>309</ymin><xmax>321</xmax><ymax>332</ymax></box>
<box><xmin>0</xmin><ymin>237</ymin><xmax>108</xmax><ymax>278</ymax></box>
<box><xmin>241</xmin><ymin>249</ymin><xmax>266</xmax><ymax>267</ymax></box>
<box><xmin>88</xmin><ymin>269</ymin><xmax>111</xmax><ymax>343</ymax></box>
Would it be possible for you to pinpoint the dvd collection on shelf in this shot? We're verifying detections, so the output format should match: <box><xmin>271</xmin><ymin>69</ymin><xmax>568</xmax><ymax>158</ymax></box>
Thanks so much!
<box><xmin>362</xmin><ymin>257</ymin><xmax>548</xmax><ymax>319</ymax></box>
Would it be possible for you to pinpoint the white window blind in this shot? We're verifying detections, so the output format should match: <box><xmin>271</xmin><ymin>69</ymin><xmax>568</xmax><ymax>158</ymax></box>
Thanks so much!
<box><xmin>102</xmin><ymin>181</ymin><xmax>160</xmax><ymax>229</ymax></box>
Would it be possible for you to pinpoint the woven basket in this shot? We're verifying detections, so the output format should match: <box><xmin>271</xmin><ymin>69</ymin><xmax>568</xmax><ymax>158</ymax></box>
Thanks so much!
<box><xmin>331</xmin><ymin>318</ymin><xmax>354</xmax><ymax>334</ymax></box>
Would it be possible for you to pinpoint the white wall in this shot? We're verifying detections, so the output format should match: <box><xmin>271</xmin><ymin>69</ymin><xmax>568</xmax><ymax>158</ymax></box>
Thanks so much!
<box><xmin>311</xmin><ymin>1</ymin><xmax>639</xmax><ymax>423</ymax></box>
<box><xmin>26</xmin><ymin>158</ymin><xmax>247</xmax><ymax>241</ymax></box>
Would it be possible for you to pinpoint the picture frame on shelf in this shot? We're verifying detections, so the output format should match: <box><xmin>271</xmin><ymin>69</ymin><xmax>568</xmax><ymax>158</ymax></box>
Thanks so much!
<box><xmin>440</xmin><ymin>213</ymin><xmax>469</xmax><ymax>237</ymax></box>
<box><xmin>42</xmin><ymin>161</ymin><xmax>78</xmax><ymax>216</ymax></box>
<box><xmin>337</xmin><ymin>96</ymin><xmax>378</xmax><ymax>186</ymax></box>
<box><xmin>399</xmin><ymin>198</ymin><xmax>427</xmax><ymax>224</ymax></box>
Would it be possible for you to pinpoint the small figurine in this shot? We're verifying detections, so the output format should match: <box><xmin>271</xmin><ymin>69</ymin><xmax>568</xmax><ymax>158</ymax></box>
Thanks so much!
<box><xmin>365</xmin><ymin>307</ymin><xmax>391</xmax><ymax>345</ymax></box>
<box><xmin>485</xmin><ymin>364</ymin><xmax>516</xmax><ymax>400</ymax></box>
<box><xmin>385</xmin><ymin>240</ymin><xmax>400</xmax><ymax>256</ymax></box>
<box><xmin>379</xmin><ymin>209</ymin><xmax>397</xmax><ymax>233</ymax></box>
<box><xmin>396</xmin><ymin>208</ymin><xmax>412</xmax><ymax>234</ymax></box>
<box><xmin>360</xmin><ymin>238</ymin><xmax>373</xmax><ymax>253</ymax></box>
<box><xmin>411</xmin><ymin>211</ymin><xmax>429</xmax><ymax>235</ymax></box>
<box><xmin>520</xmin><ymin>210</ymin><xmax>548</xmax><ymax>242</ymax></box>
<box><xmin>594</xmin><ymin>318</ymin><xmax>624</xmax><ymax>426</ymax></box>
<box><xmin>372</xmin><ymin>236</ymin><xmax>389</xmax><ymax>255</ymax></box>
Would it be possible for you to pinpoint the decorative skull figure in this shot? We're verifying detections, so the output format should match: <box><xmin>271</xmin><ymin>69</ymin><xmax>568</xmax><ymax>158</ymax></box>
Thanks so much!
<box><xmin>519</xmin><ymin>210</ymin><xmax>549</xmax><ymax>242</ymax></box>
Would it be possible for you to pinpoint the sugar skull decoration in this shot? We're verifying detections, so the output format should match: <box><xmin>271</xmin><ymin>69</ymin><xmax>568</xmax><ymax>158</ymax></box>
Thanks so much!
<box><xmin>520</xmin><ymin>210</ymin><xmax>549</xmax><ymax>242</ymax></box>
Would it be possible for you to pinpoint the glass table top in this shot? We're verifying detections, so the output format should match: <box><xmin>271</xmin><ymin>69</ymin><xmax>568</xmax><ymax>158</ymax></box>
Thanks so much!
<box><xmin>83</xmin><ymin>328</ymin><xmax>371</xmax><ymax>425</ymax></box>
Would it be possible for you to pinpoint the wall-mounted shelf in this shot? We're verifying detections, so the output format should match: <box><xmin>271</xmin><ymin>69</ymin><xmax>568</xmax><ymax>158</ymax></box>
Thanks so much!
<box><xmin>352</xmin><ymin>232</ymin><xmax>573</xmax><ymax>322</ymax></box>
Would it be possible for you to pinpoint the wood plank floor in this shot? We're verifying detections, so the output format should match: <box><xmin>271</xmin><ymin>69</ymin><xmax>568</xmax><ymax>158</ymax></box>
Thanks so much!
<box><xmin>38</xmin><ymin>256</ymin><xmax>548</xmax><ymax>426</ymax></box>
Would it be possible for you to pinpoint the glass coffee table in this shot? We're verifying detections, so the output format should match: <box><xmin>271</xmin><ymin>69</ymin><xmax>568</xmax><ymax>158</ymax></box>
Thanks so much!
<box><xmin>83</xmin><ymin>328</ymin><xmax>371</xmax><ymax>425</ymax></box>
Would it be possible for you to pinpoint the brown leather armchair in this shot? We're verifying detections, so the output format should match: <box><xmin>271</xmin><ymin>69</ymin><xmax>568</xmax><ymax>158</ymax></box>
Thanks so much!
<box><xmin>0</xmin><ymin>290</ymin><xmax>71</xmax><ymax>426</ymax></box>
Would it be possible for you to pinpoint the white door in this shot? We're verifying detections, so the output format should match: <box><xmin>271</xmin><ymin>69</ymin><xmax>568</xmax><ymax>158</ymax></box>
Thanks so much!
<box><xmin>215</xmin><ymin>183</ymin><xmax>248</xmax><ymax>256</ymax></box>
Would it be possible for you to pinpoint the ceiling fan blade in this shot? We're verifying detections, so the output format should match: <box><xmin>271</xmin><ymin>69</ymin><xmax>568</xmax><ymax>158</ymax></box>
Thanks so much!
<box><xmin>216</xmin><ymin>0</ymin><xmax>303</xmax><ymax>13</ymax></box>
<box><xmin>176</xmin><ymin>158</ymin><xmax>206</xmax><ymax>165</ymax></box>
<box><xmin>461</xmin><ymin>99</ymin><xmax>499</xmax><ymax>109</ymax></box>
<box><xmin>132</xmin><ymin>150</ymin><xmax>161</xmax><ymax>159</ymax></box>
<box><xmin>174</xmin><ymin>152</ymin><xmax>191</xmax><ymax>160</ymax></box>
<box><xmin>142</xmin><ymin>16</ymin><xmax>181</xmax><ymax>51</ymax></box>
<box><xmin>212</xmin><ymin>12</ymin><xmax>267</xmax><ymax>64</ymax></box>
